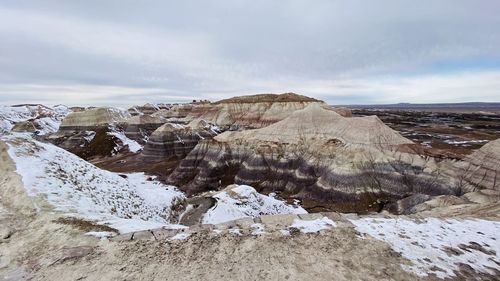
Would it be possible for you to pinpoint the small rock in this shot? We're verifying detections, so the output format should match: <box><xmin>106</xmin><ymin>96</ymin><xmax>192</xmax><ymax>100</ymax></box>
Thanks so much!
<box><xmin>131</xmin><ymin>230</ymin><xmax>154</xmax><ymax>241</ymax></box>
<box><xmin>234</xmin><ymin>218</ymin><xmax>255</xmax><ymax>228</ymax></box>
<box><xmin>258</xmin><ymin>214</ymin><xmax>298</xmax><ymax>228</ymax></box>
<box><xmin>0</xmin><ymin>228</ymin><xmax>13</xmax><ymax>240</ymax></box>
<box><xmin>151</xmin><ymin>228</ymin><xmax>180</xmax><ymax>240</ymax></box>
<box><xmin>110</xmin><ymin>233</ymin><xmax>133</xmax><ymax>242</ymax></box>
<box><xmin>297</xmin><ymin>213</ymin><xmax>323</xmax><ymax>221</ymax></box>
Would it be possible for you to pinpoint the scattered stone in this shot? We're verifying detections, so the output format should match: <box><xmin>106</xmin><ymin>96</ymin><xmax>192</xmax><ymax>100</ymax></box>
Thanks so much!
<box><xmin>151</xmin><ymin>229</ymin><xmax>181</xmax><ymax>241</ymax></box>
<box><xmin>258</xmin><ymin>214</ymin><xmax>298</xmax><ymax>228</ymax></box>
<box><xmin>297</xmin><ymin>213</ymin><xmax>323</xmax><ymax>221</ymax></box>
<box><xmin>341</xmin><ymin>213</ymin><xmax>360</xmax><ymax>220</ymax></box>
<box><xmin>233</xmin><ymin>218</ymin><xmax>255</xmax><ymax>228</ymax></box>
<box><xmin>132</xmin><ymin>230</ymin><xmax>154</xmax><ymax>241</ymax></box>
<box><xmin>110</xmin><ymin>233</ymin><xmax>133</xmax><ymax>242</ymax></box>
<box><xmin>189</xmin><ymin>224</ymin><xmax>214</xmax><ymax>233</ymax></box>
<box><xmin>213</xmin><ymin>220</ymin><xmax>237</xmax><ymax>230</ymax></box>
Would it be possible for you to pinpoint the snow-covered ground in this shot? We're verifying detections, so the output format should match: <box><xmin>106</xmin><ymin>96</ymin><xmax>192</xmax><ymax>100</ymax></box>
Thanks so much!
<box><xmin>202</xmin><ymin>185</ymin><xmax>307</xmax><ymax>224</ymax></box>
<box><xmin>350</xmin><ymin>217</ymin><xmax>500</xmax><ymax>279</ymax></box>
<box><xmin>289</xmin><ymin>217</ymin><xmax>336</xmax><ymax>233</ymax></box>
<box><xmin>3</xmin><ymin>133</ymin><xmax>185</xmax><ymax>233</ymax></box>
<box><xmin>0</xmin><ymin>104</ymin><xmax>70</xmax><ymax>135</ymax></box>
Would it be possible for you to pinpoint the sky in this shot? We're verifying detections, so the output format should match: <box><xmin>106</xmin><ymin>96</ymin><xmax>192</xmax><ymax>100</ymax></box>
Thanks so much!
<box><xmin>0</xmin><ymin>0</ymin><xmax>499</xmax><ymax>106</ymax></box>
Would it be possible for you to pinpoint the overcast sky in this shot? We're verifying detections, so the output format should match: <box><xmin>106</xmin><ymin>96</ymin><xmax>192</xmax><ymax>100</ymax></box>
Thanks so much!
<box><xmin>0</xmin><ymin>0</ymin><xmax>499</xmax><ymax>106</ymax></box>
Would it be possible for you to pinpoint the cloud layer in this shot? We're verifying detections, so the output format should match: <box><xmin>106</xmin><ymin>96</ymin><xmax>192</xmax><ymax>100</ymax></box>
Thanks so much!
<box><xmin>0</xmin><ymin>1</ymin><xmax>499</xmax><ymax>106</ymax></box>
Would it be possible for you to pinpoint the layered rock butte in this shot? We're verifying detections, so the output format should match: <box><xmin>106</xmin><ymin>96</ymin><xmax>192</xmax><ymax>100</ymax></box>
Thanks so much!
<box><xmin>167</xmin><ymin>103</ymin><xmax>458</xmax><ymax>212</ymax></box>
<box><xmin>141</xmin><ymin>122</ymin><xmax>218</xmax><ymax>159</ymax></box>
<box><xmin>48</xmin><ymin>107</ymin><xmax>132</xmax><ymax>158</ymax></box>
<box><xmin>184</xmin><ymin>93</ymin><xmax>350</xmax><ymax>129</ymax></box>
<box><xmin>123</xmin><ymin>114</ymin><xmax>167</xmax><ymax>144</ymax></box>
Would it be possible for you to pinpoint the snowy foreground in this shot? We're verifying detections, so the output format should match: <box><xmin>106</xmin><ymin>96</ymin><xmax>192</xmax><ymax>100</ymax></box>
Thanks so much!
<box><xmin>2</xmin><ymin>134</ymin><xmax>499</xmax><ymax>279</ymax></box>
<box><xmin>351</xmin><ymin>217</ymin><xmax>500</xmax><ymax>279</ymax></box>
<box><xmin>3</xmin><ymin>134</ymin><xmax>185</xmax><ymax>233</ymax></box>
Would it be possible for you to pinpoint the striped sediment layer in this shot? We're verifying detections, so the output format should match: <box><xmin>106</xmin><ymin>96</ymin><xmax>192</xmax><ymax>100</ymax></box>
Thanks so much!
<box><xmin>60</xmin><ymin>107</ymin><xmax>130</xmax><ymax>129</ymax></box>
<box><xmin>215</xmin><ymin>103</ymin><xmax>412</xmax><ymax>151</ymax></box>
<box><xmin>127</xmin><ymin>103</ymin><xmax>169</xmax><ymax>116</ymax></box>
<box><xmin>183</xmin><ymin>93</ymin><xmax>351</xmax><ymax>129</ymax></box>
<box><xmin>51</xmin><ymin>107</ymin><xmax>135</xmax><ymax>159</ymax></box>
<box><xmin>166</xmin><ymin>140</ymin><xmax>456</xmax><ymax>212</ymax></box>
<box><xmin>167</xmin><ymin>104</ymin><xmax>456</xmax><ymax>212</ymax></box>
<box><xmin>123</xmin><ymin>115</ymin><xmax>167</xmax><ymax>144</ymax></box>
<box><xmin>455</xmin><ymin>138</ymin><xmax>500</xmax><ymax>191</ymax></box>
<box><xmin>141</xmin><ymin>123</ymin><xmax>218</xmax><ymax>159</ymax></box>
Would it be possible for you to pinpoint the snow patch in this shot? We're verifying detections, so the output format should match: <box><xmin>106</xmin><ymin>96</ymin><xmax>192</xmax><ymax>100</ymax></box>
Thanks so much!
<box><xmin>170</xmin><ymin>233</ymin><xmax>191</xmax><ymax>241</ymax></box>
<box><xmin>350</xmin><ymin>217</ymin><xmax>500</xmax><ymax>279</ymax></box>
<box><xmin>289</xmin><ymin>217</ymin><xmax>336</xmax><ymax>233</ymax></box>
<box><xmin>250</xmin><ymin>223</ymin><xmax>266</xmax><ymax>235</ymax></box>
<box><xmin>84</xmin><ymin>231</ymin><xmax>115</xmax><ymax>238</ymax></box>
<box><xmin>202</xmin><ymin>185</ymin><xmax>307</xmax><ymax>224</ymax></box>
<box><xmin>229</xmin><ymin>228</ymin><xmax>242</xmax><ymax>236</ymax></box>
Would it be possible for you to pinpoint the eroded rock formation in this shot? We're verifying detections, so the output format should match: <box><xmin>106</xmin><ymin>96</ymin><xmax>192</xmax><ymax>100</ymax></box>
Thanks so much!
<box><xmin>123</xmin><ymin>115</ymin><xmax>167</xmax><ymax>144</ymax></box>
<box><xmin>128</xmin><ymin>103</ymin><xmax>169</xmax><ymax>116</ymax></box>
<box><xmin>167</xmin><ymin>103</ymin><xmax>456</xmax><ymax>212</ymax></box>
<box><xmin>141</xmin><ymin>122</ymin><xmax>219</xmax><ymax>159</ymax></box>
<box><xmin>59</xmin><ymin>107</ymin><xmax>130</xmax><ymax>129</ymax></box>
<box><xmin>183</xmin><ymin>93</ymin><xmax>349</xmax><ymax>129</ymax></box>
<box><xmin>48</xmin><ymin>107</ymin><xmax>138</xmax><ymax>158</ymax></box>
<box><xmin>454</xmin><ymin>138</ymin><xmax>500</xmax><ymax>191</ymax></box>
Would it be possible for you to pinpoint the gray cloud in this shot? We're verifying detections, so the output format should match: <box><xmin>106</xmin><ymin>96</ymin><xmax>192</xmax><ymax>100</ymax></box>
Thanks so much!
<box><xmin>0</xmin><ymin>0</ymin><xmax>499</xmax><ymax>106</ymax></box>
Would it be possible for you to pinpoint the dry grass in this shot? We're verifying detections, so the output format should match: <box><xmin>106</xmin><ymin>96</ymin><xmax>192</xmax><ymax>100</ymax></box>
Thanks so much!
<box><xmin>53</xmin><ymin>217</ymin><xmax>118</xmax><ymax>233</ymax></box>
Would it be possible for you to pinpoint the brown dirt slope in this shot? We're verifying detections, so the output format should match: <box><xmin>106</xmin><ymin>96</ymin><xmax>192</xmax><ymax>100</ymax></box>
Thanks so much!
<box><xmin>215</xmin><ymin>92</ymin><xmax>320</xmax><ymax>104</ymax></box>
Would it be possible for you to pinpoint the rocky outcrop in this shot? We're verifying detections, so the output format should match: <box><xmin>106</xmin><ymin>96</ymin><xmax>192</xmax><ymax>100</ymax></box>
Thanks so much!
<box><xmin>49</xmin><ymin>107</ymin><xmax>140</xmax><ymax>158</ymax></box>
<box><xmin>454</xmin><ymin>138</ymin><xmax>500</xmax><ymax>191</ymax></box>
<box><xmin>141</xmin><ymin>123</ymin><xmax>219</xmax><ymax>159</ymax></box>
<box><xmin>59</xmin><ymin>107</ymin><xmax>130</xmax><ymax>129</ymax></box>
<box><xmin>128</xmin><ymin>103</ymin><xmax>168</xmax><ymax>116</ymax></box>
<box><xmin>123</xmin><ymin>115</ymin><xmax>166</xmax><ymax>144</ymax></box>
<box><xmin>183</xmin><ymin>93</ymin><xmax>347</xmax><ymax>129</ymax></box>
<box><xmin>153</xmin><ymin>104</ymin><xmax>194</xmax><ymax>120</ymax></box>
<box><xmin>167</xmin><ymin>104</ymin><xmax>455</xmax><ymax>212</ymax></box>
<box><xmin>215</xmin><ymin>103</ymin><xmax>413</xmax><ymax>150</ymax></box>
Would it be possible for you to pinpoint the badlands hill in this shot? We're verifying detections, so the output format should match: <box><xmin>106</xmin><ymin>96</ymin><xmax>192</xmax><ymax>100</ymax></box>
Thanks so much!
<box><xmin>59</xmin><ymin>107</ymin><xmax>130</xmax><ymax>128</ymax></box>
<box><xmin>216</xmin><ymin>103</ymin><xmax>412</xmax><ymax>150</ymax></box>
<box><xmin>167</xmin><ymin>103</ymin><xmax>457</xmax><ymax>213</ymax></box>
<box><xmin>455</xmin><ymin>138</ymin><xmax>500</xmax><ymax>191</ymax></box>
<box><xmin>184</xmin><ymin>92</ymin><xmax>349</xmax><ymax>129</ymax></box>
<box><xmin>49</xmin><ymin>107</ymin><xmax>143</xmax><ymax>159</ymax></box>
<box><xmin>122</xmin><ymin>114</ymin><xmax>167</xmax><ymax>144</ymax></box>
<box><xmin>215</xmin><ymin>92</ymin><xmax>320</xmax><ymax>103</ymax></box>
<box><xmin>141</xmin><ymin>123</ymin><xmax>219</xmax><ymax>158</ymax></box>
